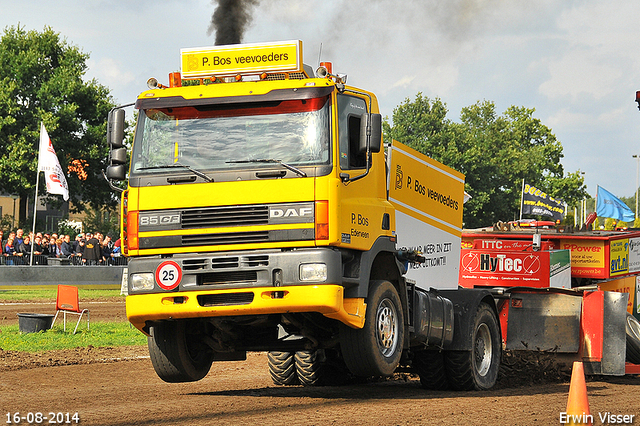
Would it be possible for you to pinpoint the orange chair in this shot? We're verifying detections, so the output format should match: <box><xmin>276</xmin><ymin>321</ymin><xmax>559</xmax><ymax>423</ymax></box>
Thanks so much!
<box><xmin>51</xmin><ymin>285</ymin><xmax>90</xmax><ymax>334</ymax></box>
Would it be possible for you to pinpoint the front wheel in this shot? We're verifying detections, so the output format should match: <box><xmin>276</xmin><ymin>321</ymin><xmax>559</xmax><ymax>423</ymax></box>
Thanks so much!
<box><xmin>340</xmin><ymin>280</ymin><xmax>404</xmax><ymax>377</ymax></box>
<box><xmin>147</xmin><ymin>320</ymin><xmax>214</xmax><ymax>383</ymax></box>
<box><xmin>445</xmin><ymin>303</ymin><xmax>501</xmax><ymax>390</ymax></box>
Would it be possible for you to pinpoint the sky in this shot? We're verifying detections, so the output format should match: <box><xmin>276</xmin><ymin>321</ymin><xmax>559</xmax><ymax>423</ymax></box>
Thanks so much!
<box><xmin>3</xmin><ymin>0</ymin><xmax>640</xmax><ymax>199</ymax></box>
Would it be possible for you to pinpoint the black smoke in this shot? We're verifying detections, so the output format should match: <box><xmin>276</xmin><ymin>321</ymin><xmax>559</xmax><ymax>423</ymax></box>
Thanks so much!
<box><xmin>208</xmin><ymin>0</ymin><xmax>259</xmax><ymax>45</ymax></box>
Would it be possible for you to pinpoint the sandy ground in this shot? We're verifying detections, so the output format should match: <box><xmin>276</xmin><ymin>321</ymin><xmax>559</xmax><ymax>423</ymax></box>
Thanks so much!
<box><xmin>1</xmin><ymin>298</ymin><xmax>639</xmax><ymax>425</ymax></box>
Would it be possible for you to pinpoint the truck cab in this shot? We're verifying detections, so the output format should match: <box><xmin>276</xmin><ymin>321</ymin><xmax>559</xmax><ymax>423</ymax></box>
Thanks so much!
<box><xmin>107</xmin><ymin>41</ymin><xmax>427</xmax><ymax>384</ymax></box>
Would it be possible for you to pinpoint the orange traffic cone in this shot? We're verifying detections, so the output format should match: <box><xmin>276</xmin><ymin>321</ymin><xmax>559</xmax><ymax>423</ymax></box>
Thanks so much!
<box><xmin>565</xmin><ymin>361</ymin><xmax>592</xmax><ymax>426</ymax></box>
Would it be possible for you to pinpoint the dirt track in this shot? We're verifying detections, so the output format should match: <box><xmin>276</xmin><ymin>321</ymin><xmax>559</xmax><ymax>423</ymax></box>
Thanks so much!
<box><xmin>1</xmin><ymin>299</ymin><xmax>640</xmax><ymax>425</ymax></box>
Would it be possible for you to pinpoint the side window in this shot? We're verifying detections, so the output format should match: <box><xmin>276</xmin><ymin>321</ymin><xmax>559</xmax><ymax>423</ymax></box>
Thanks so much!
<box><xmin>337</xmin><ymin>94</ymin><xmax>367</xmax><ymax>170</ymax></box>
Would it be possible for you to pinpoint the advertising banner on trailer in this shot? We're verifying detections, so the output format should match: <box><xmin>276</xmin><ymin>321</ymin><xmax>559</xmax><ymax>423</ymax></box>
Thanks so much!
<box><xmin>388</xmin><ymin>141</ymin><xmax>465</xmax><ymax>290</ymax></box>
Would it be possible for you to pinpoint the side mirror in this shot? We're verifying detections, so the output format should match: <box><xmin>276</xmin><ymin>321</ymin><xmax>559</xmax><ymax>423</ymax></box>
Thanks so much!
<box><xmin>106</xmin><ymin>164</ymin><xmax>126</xmax><ymax>180</ymax></box>
<box><xmin>107</xmin><ymin>109</ymin><xmax>125</xmax><ymax>148</ymax></box>
<box><xmin>359</xmin><ymin>113</ymin><xmax>382</xmax><ymax>153</ymax></box>
<box><xmin>106</xmin><ymin>108</ymin><xmax>127</xmax><ymax>182</ymax></box>
<box><xmin>110</xmin><ymin>147</ymin><xmax>127</xmax><ymax>165</ymax></box>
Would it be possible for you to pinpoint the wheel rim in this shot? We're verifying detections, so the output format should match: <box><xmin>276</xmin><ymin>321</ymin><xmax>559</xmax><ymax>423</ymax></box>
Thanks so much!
<box><xmin>629</xmin><ymin>315</ymin><xmax>640</xmax><ymax>340</ymax></box>
<box><xmin>184</xmin><ymin>328</ymin><xmax>210</xmax><ymax>367</ymax></box>
<box><xmin>474</xmin><ymin>323</ymin><xmax>492</xmax><ymax>376</ymax></box>
<box><xmin>376</xmin><ymin>298</ymin><xmax>399</xmax><ymax>357</ymax></box>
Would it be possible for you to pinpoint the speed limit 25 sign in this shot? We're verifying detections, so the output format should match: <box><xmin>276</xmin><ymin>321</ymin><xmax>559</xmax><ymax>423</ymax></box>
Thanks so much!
<box><xmin>155</xmin><ymin>260</ymin><xmax>182</xmax><ymax>290</ymax></box>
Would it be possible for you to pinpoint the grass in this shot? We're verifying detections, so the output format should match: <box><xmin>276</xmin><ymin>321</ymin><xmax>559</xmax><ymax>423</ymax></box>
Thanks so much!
<box><xmin>0</xmin><ymin>321</ymin><xmax>147</xmax><ymax>352</ymax></box>
<box><xmin>0</xmin><ymin>288</ymin><xmax>123</xmax><ymax>301</ymax></box>
<box><xmin>0</xmin><ymin>289</ymin><xmax>145</xmax><ymax>352</ymax></box>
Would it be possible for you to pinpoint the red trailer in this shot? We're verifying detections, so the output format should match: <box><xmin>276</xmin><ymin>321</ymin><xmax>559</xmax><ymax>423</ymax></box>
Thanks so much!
<box><xmin>461</xmin><ymin>228</ymin><xmax>640</xmax><ymax>375</ymax></box>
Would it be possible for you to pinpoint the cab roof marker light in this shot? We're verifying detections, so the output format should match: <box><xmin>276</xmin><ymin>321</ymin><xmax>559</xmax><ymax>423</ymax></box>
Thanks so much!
<box><xmin>169</xmin><ymin>72</ymin><xmax>182</xmax><ymax>88</ymax></box>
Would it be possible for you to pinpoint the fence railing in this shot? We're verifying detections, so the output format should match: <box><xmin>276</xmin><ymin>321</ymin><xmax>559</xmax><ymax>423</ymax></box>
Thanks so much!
<box><xmin>1</xmin><ymin>254</ymin><xmax>128</xmax><ymax>266</ymax></box>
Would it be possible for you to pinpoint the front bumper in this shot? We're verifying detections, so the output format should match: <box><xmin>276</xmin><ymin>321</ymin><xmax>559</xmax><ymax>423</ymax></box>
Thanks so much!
<box><xmin>126</xmin><ymin>284</ymin><xmax>366</xmax><ymax>335</ymax></box>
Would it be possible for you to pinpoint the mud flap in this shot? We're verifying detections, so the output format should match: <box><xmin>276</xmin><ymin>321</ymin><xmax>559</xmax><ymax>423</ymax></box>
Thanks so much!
<box><xmin>505</xmin><ymin>291</ymin><xmax>582</xmax><ymax>353</ymax></box>
<box><xmin>582</xmin><ymin>290</ymin><xmax>628</xmax><ymax>375</ymax></box>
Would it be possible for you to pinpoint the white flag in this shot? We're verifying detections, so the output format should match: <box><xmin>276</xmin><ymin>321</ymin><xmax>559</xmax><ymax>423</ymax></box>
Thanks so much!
<box><xmin>38</xmin><ymin>123</ymin><xmax>69</xmax><ymax>201</ymax></box>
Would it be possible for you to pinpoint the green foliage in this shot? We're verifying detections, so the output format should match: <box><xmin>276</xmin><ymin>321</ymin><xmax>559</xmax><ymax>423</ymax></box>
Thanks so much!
<box><xmin>0</xmin><ymin>25</ymin><xmax>117</xmax><ymax>223</ymax></box>
<box><xmin>0</xmin><ymin>213</ymin><xmax>14</xmax><ymax>230</ymax></box>
<box><xmin>82</xmin><ymin>206</ymin><xmax>120</xmax><ymax>237</ymax></box>
<box><xmin>604</xmin><ymin>218</ymin><xmax>619</xmax><ymax>230</ymax></box>
<box><xmin>0</xmin><ymin>321</ymin><xmax>146</xmax><ymax>352</ymax></box>
<box><xmin>384</xmin><ymin>94</ymin><xmax>588</xmax><ymax>229</ymax></box>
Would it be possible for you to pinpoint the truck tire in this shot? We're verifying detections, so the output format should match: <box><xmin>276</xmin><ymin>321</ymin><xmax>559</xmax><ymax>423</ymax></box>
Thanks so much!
<box><xmin>445</xmin><ymin>302</ymin><xmax>501</xmax><ymax>390</ymax></box>
<box><xmin>626</xmin><ymin>313</ymin><xmax>640</xmax><ymax>365</ymax></box>
<box><xmin>340</xmin><ymin>280</ymin><xmax>404</xmax><ymax>377</ymax></box>
<box><xmin>268</xmin><ymin>352</ymin><xmax>299</xmax><ymax>385</ymax></box>
<box><xmin>295</xmin><ymin>349</ymin><xmax>351</xmax><ymax>386</ymax></box>
<box><xmin>147</xmin><ymin>321</ymin><xmax>213</xmax><ymax>383</ymax></box>
<box><xmin>295</xmin><ymin>351</ymin><xmax>323</xmax><ymax>386</ymax></box>
<box><xmin>413</xmin><ymin>350</ymin><xmax>448</xmax><ymax>390</ymax></box>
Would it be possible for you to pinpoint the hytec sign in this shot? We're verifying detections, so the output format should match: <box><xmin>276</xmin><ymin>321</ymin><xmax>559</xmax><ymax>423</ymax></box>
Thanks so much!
<box><xmin>459</xmin><ymin>248</ymin><xmax>571</xmax><ymax>289</ymax></box>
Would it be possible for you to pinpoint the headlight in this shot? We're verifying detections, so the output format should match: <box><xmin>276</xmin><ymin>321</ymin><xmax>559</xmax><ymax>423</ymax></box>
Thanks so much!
<box><xmin>299</xmin><ymin>263</ymin><xmax>327</xmax><ymax>282</ymax></box>
<box><xmin>130</xmin><ymin>273</ymin><xmax>155</xmax><ymax>291</ymax></box>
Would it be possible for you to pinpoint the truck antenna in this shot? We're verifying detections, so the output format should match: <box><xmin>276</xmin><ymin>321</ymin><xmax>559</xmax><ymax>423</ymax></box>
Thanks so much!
<box><xmin>317</xmin><ymin>43</ymin><xmax>323</xmax><ymax>67</ymax></box>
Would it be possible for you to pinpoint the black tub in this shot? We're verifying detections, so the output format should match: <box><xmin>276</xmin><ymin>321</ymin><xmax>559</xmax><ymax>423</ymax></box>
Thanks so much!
<box><xmin>17</xmin><ymin>313</ymin><xmax>54</xmax><ymax>333</ymax></box>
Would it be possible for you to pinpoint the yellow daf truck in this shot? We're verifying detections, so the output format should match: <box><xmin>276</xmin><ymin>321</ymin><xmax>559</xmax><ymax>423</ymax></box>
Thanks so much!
<box><xmin>105</xmin><ymin>40</ymin><xmax>628</xmax><ymax>390</ymax></box>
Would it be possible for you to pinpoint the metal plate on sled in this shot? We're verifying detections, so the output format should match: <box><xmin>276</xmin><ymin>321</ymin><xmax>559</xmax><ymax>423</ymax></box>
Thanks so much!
<box><xmin>506</xmin><ymin>292</ymin><xmax>582</xmax><ymax>352</ymax></box>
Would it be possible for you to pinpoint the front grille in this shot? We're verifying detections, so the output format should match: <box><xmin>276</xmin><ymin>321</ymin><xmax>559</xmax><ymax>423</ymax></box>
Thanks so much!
<box><xmin>182</xmin><ymin>259</ymin><xmax>207</xmax><ymax>271</ymax></box>
<box><xmin>264</xmin><ymin>72</ymin><xmax>307</xmax><ymax>81</ymax></box>
<box><xmin>244</xmin><ymin>255</ymin><xmax>269</xmax><ymax>267</ymax></box>
<box><xmin>181</xmin><ymin>205</ymin><xmax>269</xmax><ymax>229</ymax></box>
<box><xmin>211</xmin><ymin>257</ymin><xmax>239</xmax><ymax>269</ymax></box>
<box><xmin>198</xmin><ymin>292</ymin><xmax>254</xmax><ymax>307</ymax></box>
<box><xmin>199</xmin><ymin>271</ymin><xmax>258</xmax><ymax>285</ymax></box>
<box><xmin>182</xmin><ymin>231</ymin><xmax>270</xmax><ymax>246</ymax></box>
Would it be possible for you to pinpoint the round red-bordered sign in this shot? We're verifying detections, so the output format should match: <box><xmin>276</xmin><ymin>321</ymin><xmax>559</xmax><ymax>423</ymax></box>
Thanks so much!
<box><xmin>155</xmin><ymin>260</ymin><xmax>182</xmax><ymax>290</ymax></box>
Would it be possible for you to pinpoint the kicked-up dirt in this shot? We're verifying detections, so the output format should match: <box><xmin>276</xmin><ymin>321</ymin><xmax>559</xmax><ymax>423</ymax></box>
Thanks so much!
<box><xmin>1</xmin><ymin>298</ymin><xmax>639</xmax><ymax>425</ymax></box>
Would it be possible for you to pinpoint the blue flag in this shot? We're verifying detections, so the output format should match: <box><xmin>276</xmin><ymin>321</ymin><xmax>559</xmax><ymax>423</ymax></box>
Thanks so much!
<box><xmin>596</xmin><ymin>186</ymin><xmax>635</xmax><ymax>222</ymax></box>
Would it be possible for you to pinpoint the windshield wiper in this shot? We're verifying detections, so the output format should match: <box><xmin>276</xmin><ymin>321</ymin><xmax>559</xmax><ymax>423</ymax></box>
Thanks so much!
<box><xmin>137</xmin><ymin>163</ymin><xmax>214</xmax><ymax>182</ymax></box>
<box><xmin>226</xmin><ymin>159</ymin><xmax>307</xmax><ymax>177</ymax></box>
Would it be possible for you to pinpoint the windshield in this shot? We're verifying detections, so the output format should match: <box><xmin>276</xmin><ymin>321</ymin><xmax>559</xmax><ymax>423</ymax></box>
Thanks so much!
<box><xmin>130</xmin><ymin>96</ymin><xmax>331</xmax><ymax>175</ymax></box>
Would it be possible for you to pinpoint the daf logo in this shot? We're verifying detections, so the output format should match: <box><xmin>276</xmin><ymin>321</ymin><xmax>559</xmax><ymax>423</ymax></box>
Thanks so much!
<box><xmin>270</xmin><ymin>207</ymin><xmax>313</xmax><ymax>218</ymax></box>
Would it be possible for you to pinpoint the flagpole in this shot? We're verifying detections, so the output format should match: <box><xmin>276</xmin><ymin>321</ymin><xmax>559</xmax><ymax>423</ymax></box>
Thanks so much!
<box><xmin>519</xmin><ymin>178</ymin><xmax>525</xmax><ymax>220</ymax></box>
<box><xmin>30</xmin><ymin>122</ymin><xmax>44</xmax><ymax>266</ymax></box>
<box><xmin>30</xmin><ymin>170</ymin><xmax>39</xmax><ymax>266</ymax></box>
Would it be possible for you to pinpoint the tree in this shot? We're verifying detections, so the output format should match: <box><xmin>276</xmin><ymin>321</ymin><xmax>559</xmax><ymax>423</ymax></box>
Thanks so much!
<box><xmin>384</xmin><ymin>94</ymin><xmax>587</xmax><ymax>229</ymax></box>
<box><xmin>0</xmin><ymin>25</ymin><xmax>116</xmax><ymax>225</ymax></box>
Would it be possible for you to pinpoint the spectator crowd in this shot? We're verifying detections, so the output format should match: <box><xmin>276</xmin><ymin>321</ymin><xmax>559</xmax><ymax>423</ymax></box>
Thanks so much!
<box><xmin>0</xmin><ymin>228</ymin><xmax>125</xmax><ymax>266</ymax></box>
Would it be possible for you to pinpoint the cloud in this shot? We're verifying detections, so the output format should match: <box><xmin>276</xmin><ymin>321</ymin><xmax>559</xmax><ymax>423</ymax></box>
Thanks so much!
<box><xmin>86</xmin><ymin>57</ymin><xmax>135</xmax><ymax>88</ymax></box>
<box><xmin>538</xmin><ymin>0</ymin><xmax>639</xmax><ymax>102</ymax></box>
<box><xmin>539</xmin><ymin>50</ymin><xmax>623</xmax><ymax>101</ymax></box>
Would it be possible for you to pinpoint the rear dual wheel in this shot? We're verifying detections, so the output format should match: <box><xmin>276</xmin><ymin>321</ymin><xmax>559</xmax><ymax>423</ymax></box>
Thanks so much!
<box><xmin>414</xmin><ymin>303</ymin><xmax>501</xmax><ymax>391</ymax></box>
<box><xmin>445</xmin><ymin>303</ymin><xmax>501</xmax><ymax>390</ymax></box>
